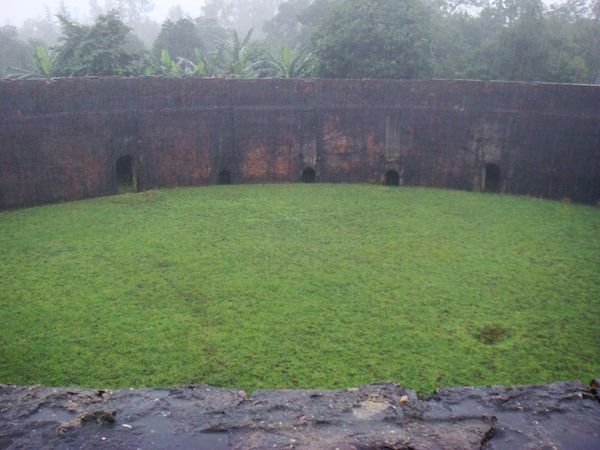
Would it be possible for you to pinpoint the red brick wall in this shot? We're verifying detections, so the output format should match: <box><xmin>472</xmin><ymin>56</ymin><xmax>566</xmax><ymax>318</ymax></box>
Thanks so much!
<box><xmin>1</xmin><ymin>78</ymin><xmax>599</xmax><ymax>208</ymax></box>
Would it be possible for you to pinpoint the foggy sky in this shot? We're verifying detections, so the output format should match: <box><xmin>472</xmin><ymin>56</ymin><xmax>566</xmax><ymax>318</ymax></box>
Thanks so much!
<box><xmin>2</xmin><ymin>0</ymin><xmax>207</xmax><ymax>26</ymax></box>
<box><xmin>1</xmin><ymin>0</ymin><xmax>569</xmax><ymax>28</ymax></box>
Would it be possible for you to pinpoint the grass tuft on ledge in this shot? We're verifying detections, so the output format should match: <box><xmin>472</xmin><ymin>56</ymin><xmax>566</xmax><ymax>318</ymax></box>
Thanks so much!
<box><xmin>1</xmin><ymin>184</ymin><xmax>598</xmax><ymax>393</ymax></box>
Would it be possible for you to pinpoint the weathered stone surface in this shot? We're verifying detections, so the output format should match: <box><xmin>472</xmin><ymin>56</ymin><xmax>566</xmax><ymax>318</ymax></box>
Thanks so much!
<box><xmin>1</xmin><ymin>380</ymin><xmax>598</xmax><ymax>449</ymax></box>
<box><xmin>1</xmin><ymin>78</ymin><xmax>599</xmax><ymax>209</ymax></box>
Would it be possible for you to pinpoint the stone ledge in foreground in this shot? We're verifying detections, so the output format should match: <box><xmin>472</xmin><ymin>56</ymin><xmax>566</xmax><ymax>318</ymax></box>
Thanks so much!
<box><xmin>1</xmin><ymin>380</ymin><xmax>599</xmax><ymax>449</ymax></box>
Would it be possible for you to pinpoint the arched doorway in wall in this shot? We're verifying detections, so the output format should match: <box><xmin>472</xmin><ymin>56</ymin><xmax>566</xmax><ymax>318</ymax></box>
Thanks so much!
<box><xmin>384</xmin><ymin>169</ymin><xmax>400</xmax><ymax>186</ymax></box>
<box><xmin>484</xmin><ymin>163</ymin><xmax>501</xmax><ymax>193</ymax></box>
<box><xmin>217</xmin><ymin>170</ymin><xmax>232</xmax><ymax>185</ymax></box>
<box><xmin>116</xmin><ymin>155</ymin><xmax>137</xmax><ymax>193</ymax></box>
<box><xmin>302</xmin><ymin>167</ymin><xmax>316</xmax><ymax>183</ymax></box>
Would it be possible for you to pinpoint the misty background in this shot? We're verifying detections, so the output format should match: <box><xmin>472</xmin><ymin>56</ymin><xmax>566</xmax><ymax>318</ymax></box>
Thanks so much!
<box><xmin>0</xmin><ymin>0</ymin><xmax>598</xmax><ymax>83</ymax></box>
<box><xmin>2</xmin><ymin>0</ymin><xmax>205</xmax><ymax>27</ymax></box>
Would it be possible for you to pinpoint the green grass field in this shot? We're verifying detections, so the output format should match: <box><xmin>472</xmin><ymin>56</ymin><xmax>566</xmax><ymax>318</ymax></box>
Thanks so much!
<box><xmin>1</xmin><ymin>184</ymin><xmax>599</xmax><ymax>393</ymax></box>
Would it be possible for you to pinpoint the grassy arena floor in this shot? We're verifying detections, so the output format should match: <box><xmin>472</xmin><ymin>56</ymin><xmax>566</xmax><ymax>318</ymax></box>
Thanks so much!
<box><xmin>1</xmin><ymin>184</ymin><xmax>599</xmax><ymax>393</ymax></box>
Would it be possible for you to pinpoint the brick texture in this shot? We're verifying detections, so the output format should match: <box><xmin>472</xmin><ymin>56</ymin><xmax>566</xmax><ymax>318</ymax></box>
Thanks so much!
<box><xmin>1</xmin><ymin>78</ymin><xmax>599</xmax><ymax>209</ymax></box>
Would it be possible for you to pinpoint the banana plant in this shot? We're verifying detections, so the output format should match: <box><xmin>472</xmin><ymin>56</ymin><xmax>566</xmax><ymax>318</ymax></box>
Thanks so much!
<box><xmin>213</xmin><ymin>29</ymin><xmax>262</xmax><ymax>78</ymax></box>
<box><xmin>146</xmin><ymin>48</ymin><xmax>217</xmax><ymax>77</ymax></box>
<box><xmin>4</xmin><ymin>46</ymin><xmax>55</xmax><ymax>79</ymax></box>
<box><xmin>159</xmin><ymin>49</ymin><xmax>182</xmax><ymax>76</ymax></box>
<box><xmin>33</xmin><ymin>46</ymin><xmax>54</xmax><ymax>78</ymax></box>
<box><xmin>266</xmin><ymin>45</ymin><xmax>315</xmax><ymax>79</ymax></box>
<box><xmin>177</xmin><ymin>56</ymin><xmax>206</xmax><ymax>76</ymax></box>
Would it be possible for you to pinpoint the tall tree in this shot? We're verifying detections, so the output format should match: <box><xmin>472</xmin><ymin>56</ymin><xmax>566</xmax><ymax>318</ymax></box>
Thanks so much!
<box><xmin>152</xmin><ymin>18</ymin><xmax>203</xmax><ymax>60</ymax></box>
<box><xmin>430</xmin><ymin>12</ymin><xmax>482</xmax><ymax>79</ymax></box>
<box><xmin>263</xmin><ymin>0</ymin><xmax>334</xmax><ymax>48</ymax></box>
<box><xmin>89</xmin><ymin>0</ymin><xmax>159</xmax><ymax>48</ymax></box>
<box><xmin>312</xmin><ymin>0</ymin><xmax>433</xmax><ymax>79</ymax></box>
<box><xmin>19</xmin><ymin>11</ymin><xmax>63</xmax><ymax>47</ymax></box>
<box><xmin>195</xmin><ymin>17</ymin><xmax>230</xmax><ymax>54</ymax></box>
<box><xmin>476</xmin><ymin>0</ymin><xmax>549</xmax><ymax>81</ymax></box>
<box><xmin>203</xmin><ymin>0</ymin><xmax>282</xmax><ymax>36</ymax></box>
<box><xmin>53</xmin><ymin>11</ymin><xmax>141</xmax><ymax>76</ymax></box>
<box><xmin>0</xmin><ymin>26</ymin><xmax>34</xmax><ymax>77</ymax></box>
<box><xmin>117</xmin><ymin>0</ymin><xmax>155</xmax><ymax>25</ymax></box>
<box><xmin>545</xmin><ymin>0</ymin><xmax>600</xmax><ymax>83</ymax></box>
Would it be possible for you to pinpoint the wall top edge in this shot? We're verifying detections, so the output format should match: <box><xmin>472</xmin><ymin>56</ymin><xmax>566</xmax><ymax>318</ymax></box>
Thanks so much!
<box><xmin>1</xmin><ymin>77</ymin><xmax>599</xmax><ymax>121</ymax></box>
<box><xmin>0</xmin><ymin>77</ymin><xmax>599</xmax><ymax>88</ymax></box>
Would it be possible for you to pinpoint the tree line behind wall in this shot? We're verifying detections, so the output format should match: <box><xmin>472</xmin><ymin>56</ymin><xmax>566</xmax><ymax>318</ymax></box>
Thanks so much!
<box><xmin>1</xmin><ymin>0</ymin><xmax>599</xmax><ymax>84</ymax></box>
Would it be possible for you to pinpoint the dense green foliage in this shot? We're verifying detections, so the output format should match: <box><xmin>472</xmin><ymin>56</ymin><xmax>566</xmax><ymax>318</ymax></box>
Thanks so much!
<box><xmin>312</xmin><ymin>0</ymin><xmax>433</xmax><ymax>78</ymax></box>
<box><xmin>194</xmin><ymin>17</ymin><xmax>231</xmax><ymax>54</ymax></box>
<box><xmin>266</xmin><ymin>44</ymin><xmax>315</xmax><ymax>78</ymax></box>
<box><xmin>264</xmin><ymin>0</ymin><xmax>331</xmax><ymax>47</ymax></box>
<box><xmin>203</xmin><ymin>0</ymin><xmax>282</xmax><ymax>37</ymax></box>
<box><xmin>429</xmin><ymin>0</ymin><xmax>600</xmax><ymax>82</ymax></box>
<box><xmin>0</xmin><ymin>26</ymin><xmax>34</xmax><ymax>77</ymax></box>
<box><xmin>152</xmin><ymin>18</ymin><xmax>203</xmax><ymax>61</ymax></box>
<box><xmin>52</xmin><ymin>11</ymin><xmax>141</xmax><ymax>77</ymax></box>
<box><xmin>2</xmin><ymin>0</ymin><xmax>598</xmax><ymax>83</ymax></box>
<box><xmin>1</xmin><ymin>185</ymin><xmax>599</xmax><ymax>392</ymax></box>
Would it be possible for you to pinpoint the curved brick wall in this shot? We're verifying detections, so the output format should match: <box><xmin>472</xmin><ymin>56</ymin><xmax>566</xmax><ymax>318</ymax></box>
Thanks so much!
<box><xmin>1</xmin><ymin>78</ymin><xmax>599</xmax><ymax>209</ymax></box>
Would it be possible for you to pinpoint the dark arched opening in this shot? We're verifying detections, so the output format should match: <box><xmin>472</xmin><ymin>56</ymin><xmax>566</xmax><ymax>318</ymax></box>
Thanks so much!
<box><xmin>116</xmin><ymin>155</ymin><xmax>136</xmax><ymax>193</ymax></box>
<box><xmin>217</xmin><ymin>170</ymin><xmax>232</xmax><ymax>185</ymax></box>
<box><xmin>484</xmin><ymin>163</ymin><xmax>501</xmax><ymax>193</ymax></box>
<box><xmin>302</xmin><ymin>167</ymin><xmax>316</xmax><ymax>183</ymax></box>
<box><xmin>384</xmin><ymin>170</ymin><xmax>400</xmax><ymax>186</ymax></box>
